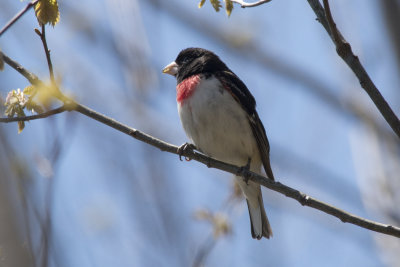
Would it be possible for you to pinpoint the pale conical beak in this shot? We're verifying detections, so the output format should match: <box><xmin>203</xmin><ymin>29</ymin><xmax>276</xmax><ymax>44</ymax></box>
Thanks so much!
<box><xmin>162</xmin><ymin>61</ymin><xmax>178</xmax><ymax>76</ymax></box>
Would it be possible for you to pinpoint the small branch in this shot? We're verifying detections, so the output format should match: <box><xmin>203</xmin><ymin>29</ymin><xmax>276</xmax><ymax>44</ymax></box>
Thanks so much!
<box><xmin>36</xmin><ymin>25</ymin><xmax>55</xmax><ymax>83</ymax></box>
<box><xmin>2</xmin><ymin>51</ymin><xmax>400</xmax><ymax>238</ymax></box>
<box><xmin>322</xmin><ymin>0</ymin><xmax>341</xmax><ymax>44</ymax></box>
<box><xmin>231</xmin><ymin>0</ymin><xmax>272</xmax><ymax>8</ymax></box>
<box><xmin>0</xmin><ymin>106</ymin><xmax>67</xmax><ymax>123</ymax></box>
<box><xmin>0</xmin><ymin>0</ymin><xmax>38</xmax><ymax>37</ymax></box>
<box><xmin>307</xmin><ymin>0</ymin><xmax>400</xmax><ymax>139</ymax></box>
<box><xmin>1</xmin><ymin>52</ymin><xmax>41</xmax><ymax>85</ymax></box>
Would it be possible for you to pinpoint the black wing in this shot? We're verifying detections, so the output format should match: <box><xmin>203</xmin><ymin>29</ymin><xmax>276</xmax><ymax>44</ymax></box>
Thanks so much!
<box><xmin>215</xmin><ymin>71</ymin><xmax>275</xmax><ymax>180</ymax></box>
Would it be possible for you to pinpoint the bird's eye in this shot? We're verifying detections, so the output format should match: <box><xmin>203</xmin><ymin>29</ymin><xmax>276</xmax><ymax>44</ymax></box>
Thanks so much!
<box><xmin>180</xmin><ymin>57</ymin><xmax>190</xmax><ymax>65</ymax></box>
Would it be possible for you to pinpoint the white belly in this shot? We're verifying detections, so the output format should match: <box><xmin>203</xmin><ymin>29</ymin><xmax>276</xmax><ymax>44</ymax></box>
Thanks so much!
<box><xmin>178</xmin><ymin>75</ymin><xmax>259</xmax><ymax>167</ymax></box>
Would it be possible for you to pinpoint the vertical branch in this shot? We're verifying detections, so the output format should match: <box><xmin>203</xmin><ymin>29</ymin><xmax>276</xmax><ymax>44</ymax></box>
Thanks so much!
<box><xmin>37</xmin><ymin>25</ymin><xmax>55</xmax><ymax>84</ymax></box>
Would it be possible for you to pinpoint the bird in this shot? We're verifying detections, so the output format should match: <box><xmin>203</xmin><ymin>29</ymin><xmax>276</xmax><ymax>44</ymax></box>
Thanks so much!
<box><xmin>163</xmin><ymin>48</ymin><xmax>274</xmax><ymax>239</ymax></box>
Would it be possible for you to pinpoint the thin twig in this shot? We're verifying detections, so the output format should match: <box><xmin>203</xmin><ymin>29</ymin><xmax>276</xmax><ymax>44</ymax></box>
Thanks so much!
<box><xmin>36</xmin><ymin>25</ymin><xmax>55</xmax><ymax>83</ymax></box>
<box><xmin>321</xmin><ymin>0</ymin><xmax>341</xmax><ymax>43</ymax></box>
<box><xmin>0</xmin><ymin>0</ymin><xmax>39</xmax><ymax>37</ymax></box>
<box><xmin>2</xmin><ymin>53</ymin><xmax>400</xmax><ymax>239</ymax></box>
<box><xmin>231</xmin><ymin>0</ymin><xmax>272</xmax><ymax>8</ymax></box>
<box><xmin>1</xmin><ymin>52</ymin><xmax>41</xmax><ymax>85</ymax></box>
<box><xmin>307</xmin><ymin>0</ymin><xmax>400</xmax><ymax>139</ymax></box>
<box><xmin>0</xmin><ymin>106</ymin><xmax>67</xmax><ymax>123</ymax></box>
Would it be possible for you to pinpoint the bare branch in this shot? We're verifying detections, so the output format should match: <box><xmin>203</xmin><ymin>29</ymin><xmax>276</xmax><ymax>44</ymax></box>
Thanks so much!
<box><xmin>307</xmin><ymin>0</ymin><xmax>400</xmax><ymax>139</ymax></box>
<box><xmin>321</xmin><ymin>0</ymin><xmax>341</xmax><ymax>43</ymax></box>
<box><xmin>2</xmin><ymin>51</ymin><xmax>400</xmax><ymax>239</ymax></box>
<box><xmin>0</xmin><ymin>0</ymin><xmax>38</xmax><ymax>37</ymax></box>
<box><xmin>36</xmin><ymin>25</ymin><xmax>55</xmax><ymax>83</ymax></box>
<box><xmin>0</xmin><ymin>106</ymin><xmax>67</xmax><ymax>123</ymax></box>
<box><xmin>231</xmin><ymin>0</ymin><xmax>272</xmax><ymax>8</ymax></box>
<box><xmin>1</xmin><ymin>52</ymin><xmax>42</xmax><ymax>85</ymax></box>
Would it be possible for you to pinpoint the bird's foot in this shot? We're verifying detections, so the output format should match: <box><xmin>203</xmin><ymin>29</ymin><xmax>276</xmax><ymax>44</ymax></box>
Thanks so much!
<box><xmin>237</xmin><ymin>158</ymin><xmax>252</xmax><ymax>184</ymax></box>
<box><xmin>177</xmin><ymin>143</ymin><xmax>196</xmax><ymax>161</ymax></box>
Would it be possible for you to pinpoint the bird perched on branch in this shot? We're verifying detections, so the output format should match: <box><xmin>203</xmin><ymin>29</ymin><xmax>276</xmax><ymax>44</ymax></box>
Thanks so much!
<box><xmin>163</xmin><ymin>48</ymin><xmax>274</xmax><ymax>239</ymax></box>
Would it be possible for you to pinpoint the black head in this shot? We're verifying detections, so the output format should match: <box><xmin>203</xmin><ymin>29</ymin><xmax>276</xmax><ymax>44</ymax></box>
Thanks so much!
<box><xmin>173</xmin><ymin>48</ymin><xmax>229</xmax><ymax>83</ymax></box>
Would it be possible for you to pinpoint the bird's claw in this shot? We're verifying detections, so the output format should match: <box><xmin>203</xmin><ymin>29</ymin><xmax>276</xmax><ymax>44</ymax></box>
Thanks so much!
<box><xmin>177</xmin><ymin>143</ymin><xmax>196</xmax><ymax>161</ymax></box>
<box><xmin>237</xmin><ymin>158</ymin><xmax>252</xmax><ymax>184</ymax></box>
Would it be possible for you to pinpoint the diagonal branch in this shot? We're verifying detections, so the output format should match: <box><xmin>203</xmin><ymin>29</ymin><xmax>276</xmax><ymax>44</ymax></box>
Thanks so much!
<box><xmin>2</xmin><ymin>52</ymin><xmax>42</xmax><ymax>85</ymax></box>
<box><xmin>0</xmin><ymin>0</ymin><xmax>39</xmax><ymax>37</ymax></box>
<box><xmin>307</xmin><ymin>0</ymin><xmax>400</xmax><ymax>139</ymax></box>
<box><xmin>231</xmin><ymin>0</ymin><xmax>272</xmax><ymax>8</ymax></box>
<box><xmin>1</xmin><ymin>51</ymin><xmax>400</xmax><ymax>239</ymax></box>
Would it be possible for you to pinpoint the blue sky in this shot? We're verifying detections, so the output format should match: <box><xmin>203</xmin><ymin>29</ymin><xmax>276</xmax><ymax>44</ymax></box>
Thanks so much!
<box><xmin>1</xmin><ymin>0</ymin><xmax>399</xmax><ymax>266</ymax></box>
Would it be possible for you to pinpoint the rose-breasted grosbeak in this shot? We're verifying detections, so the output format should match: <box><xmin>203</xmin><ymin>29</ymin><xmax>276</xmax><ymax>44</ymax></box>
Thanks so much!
<box><xmin>163</xmin><ymin>48</ymin><xmax>274</xmax><ymax>239</ymax></box>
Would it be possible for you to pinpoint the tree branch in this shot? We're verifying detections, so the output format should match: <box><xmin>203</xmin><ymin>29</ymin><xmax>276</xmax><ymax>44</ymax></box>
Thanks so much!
<box><xmin>231</xmin><ymin>0</ymin><xmax>272</xmax><ymax>8</ymax></box>
<box><xmin>1</xmin><ymin>51</ymin><xmax>400</xmax><ymax>239</ymax></box>
<box><xmin>36</xmin><ymin>25</ymin><xmax>55</xmax><ymax>83</ymax></box>
<box><xmin>0</xmin><ymin>106</ymin><xmax>67</xmax><ymax>123</ymax></box>
<box><xmin>307</xmin><ymin>0</ymin><xmax>400</xmax><ymax>139</ymax></box>
<box><xmin>0</xmin><ymin>0</ymin><xmax>38</xmax><ymax>37</ymax></box>
<box><xmin>2</xmin><ymin>52</ymin><xmax>42</xmax><ymax>85</ymax></box>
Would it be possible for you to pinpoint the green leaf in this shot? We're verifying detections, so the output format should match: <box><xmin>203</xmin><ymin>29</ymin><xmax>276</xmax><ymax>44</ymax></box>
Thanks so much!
<box><xmin>210</xmin><ymin>0</ymin><xmax>222</xmax><ymax>12</ymax></box>
<box><xmin>35</xmin><ymin>82</ymin><xmax>59</xmax><ymax>109</ymax></box>
<box><xmin>198</xmin><ymin>0</ymin><xmax>206</xmax><ymax>8</ymax></box>
<box><xmin>15</xmin><ymin>107</ymin><xmax>26</xmax><ymax>133</ymax></box>
<box><xmin>23</xmin><ymin>85</ymin><xmax>36</xmax><ymax>96</ymax></box>
<box><xmin>225</xmin><ymin>0</ymin><xmax>233</xmax><ymax>17</ymax></box>
<box><xmin>16</xmin><ymin>106</ymin><xmax>26</xmax><ymax>118</ymax></box>
<box><xmin>26</xmin><ymin>101</ymin><xmax>44</xmax><ymax>114</ymax></box>
<box><xmin>5</xmin><ymin>104</ymin><xmax>16</xmax><ymax>118</ymax></box>
<box><xmin>34</xmin><ymin>0</ymin><xmax>60</xmax><ymax>26</ymax></box>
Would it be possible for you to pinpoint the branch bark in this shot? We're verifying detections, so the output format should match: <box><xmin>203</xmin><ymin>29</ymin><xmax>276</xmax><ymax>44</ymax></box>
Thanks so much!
<box><xmin>1</xmin><ymin>51</ymin><xmax>400</xmax><ymax>239</ymax></box>
<box><xmin>36</xmin><ymin>25</ymin><xmax>55</xmax><ymax>83</ymax></box>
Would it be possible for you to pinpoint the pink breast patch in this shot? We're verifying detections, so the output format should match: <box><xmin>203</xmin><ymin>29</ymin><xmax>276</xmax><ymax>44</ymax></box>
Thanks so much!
<box><xmin>177</xmin><ymin>75</ymin><xmax>200</xmax><ymax>103</ymax></box>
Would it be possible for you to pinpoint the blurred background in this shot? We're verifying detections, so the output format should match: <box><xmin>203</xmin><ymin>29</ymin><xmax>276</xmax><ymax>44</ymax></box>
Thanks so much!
<box><xmin>1</xmin><ymin>0</ymin><xmax>400</xmax><ymax>266</ymax></box>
